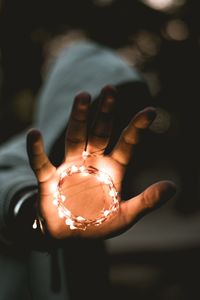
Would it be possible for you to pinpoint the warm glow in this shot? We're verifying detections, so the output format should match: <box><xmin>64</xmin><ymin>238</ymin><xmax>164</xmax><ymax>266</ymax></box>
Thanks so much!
<box><xmin>97</xmin><ymin>172</ymin><xmax>112</xmax><ymax>185</ymax></box>
<box><xmin>79</xmin><ymin>165</ymin><xmax>86</xmax><ymax>173</ymax></box>
<box><xmin>53</xmin><ymin>199</ymin><xmax>58</xmax><ymax>206</ymax></box>
<box><xmin>54</xmin><ymin>164</ymin><xmax>119</xmax><ymax>230</ymax></box>
<box><xmin>50</xmin><ymin>182</ymin><xmax>58</xmax><ymax>193</ymax></box>
<box><xmin>165</xmin><ymin>19</ymin><xmax>189</xmax><ymax>41</ymax></box>
<box><xmin>109</xmin><ymin>189</ymin><xmax>117</xmax><ymax>197</ymax></box>
<box><xmin>135</xmin><ymin>31</ymin><xmax>161</xmax><ymax>57</ymax></box>
<box><xmin>142</xmin><ymin>0</ymin><xmax>185</xmax><ymax>11</ymax></box>
<box><xmin>104</xmin><ymin>210</ymin><xmax>110</xmax><ymax>217</ymax></box>
<box><xmin>71</xmin><ymin>165</ymin><xmax>78</xmax><ymax>173</ymax></box>
<box><xmin>58</xmin><ymin>207</ymin><xmax>65</xmax><ymax>218</ymax></box>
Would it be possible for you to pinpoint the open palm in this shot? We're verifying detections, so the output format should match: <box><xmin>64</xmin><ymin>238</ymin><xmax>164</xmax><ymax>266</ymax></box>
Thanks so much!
<box><xmin>27</xmin><ymin>86</ymin><xmax>176</xmax><ymax>239</ymax></box>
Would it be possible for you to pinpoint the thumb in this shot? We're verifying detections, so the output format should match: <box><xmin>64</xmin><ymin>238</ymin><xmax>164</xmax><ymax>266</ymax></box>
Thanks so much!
<box><xmin>120</xmin><ymin>180</ymin><xmax>176</xmax><ymax>231</ymax></box>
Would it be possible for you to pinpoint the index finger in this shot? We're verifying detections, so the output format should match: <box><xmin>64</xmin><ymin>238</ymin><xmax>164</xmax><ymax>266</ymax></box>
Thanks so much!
<box><xmin>110</xmin><ymin>107</ymin><xmax>156</xmax><ymax>165</ymax></box>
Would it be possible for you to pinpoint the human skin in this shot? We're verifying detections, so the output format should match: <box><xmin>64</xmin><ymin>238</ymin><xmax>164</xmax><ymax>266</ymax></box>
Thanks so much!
<box><xmin>27</xmin><ymin>86</ymin><xmax>176</xmax><ymax>239</ymax></box>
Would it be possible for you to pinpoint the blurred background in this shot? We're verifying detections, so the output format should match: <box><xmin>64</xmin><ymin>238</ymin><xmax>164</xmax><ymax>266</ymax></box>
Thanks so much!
<box><xmin>0</xmin><ymin>0</ymin><xmax>200</xmax><ymax>299</ymax></box>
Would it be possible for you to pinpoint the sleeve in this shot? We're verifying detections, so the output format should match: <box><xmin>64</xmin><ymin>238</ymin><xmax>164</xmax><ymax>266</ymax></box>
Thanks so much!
<box><xmin>0</xmin><ymin>41</ymin><xmax>149</xmax><ymax>243</ymax></box>
<box><xmin>0</xmin><ymin>132</ymin><xmax>38</xmax><ymax>243</ymax></box>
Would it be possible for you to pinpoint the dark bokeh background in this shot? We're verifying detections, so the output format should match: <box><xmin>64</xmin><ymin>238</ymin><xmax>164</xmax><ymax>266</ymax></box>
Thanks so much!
<box><xmin>0</xmin><ymin>0</ymin><xmax>200</xmax><ymax>299</ymax></box>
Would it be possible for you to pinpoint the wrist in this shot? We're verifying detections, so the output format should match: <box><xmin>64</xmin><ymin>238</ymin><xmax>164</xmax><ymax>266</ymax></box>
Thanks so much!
<box><xmin>5</xmin><ymin>188</ymin><xmax>56</xmax><ymax>250</ymax></box>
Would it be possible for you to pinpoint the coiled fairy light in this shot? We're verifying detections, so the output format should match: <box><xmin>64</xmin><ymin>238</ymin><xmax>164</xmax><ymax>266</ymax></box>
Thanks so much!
<box><xmin>53</xmin><ymin>162</ymin><xmax>119</xmax><ymax>231</ymax></box>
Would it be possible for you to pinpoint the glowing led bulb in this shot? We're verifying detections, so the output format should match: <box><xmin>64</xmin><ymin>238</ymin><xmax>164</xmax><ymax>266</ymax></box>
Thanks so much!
<box><xmin>109</xmin><ymin>189</ymin><xmax>117</xmax><ymax>197</ymax></box>
<box><xmin>32</xmin><ymin>219</ymin><xmax>37</xmax><ymax>229</ymax></box>
<box><xmin>61</xmin><ymin>195</ymin><xmax>65</xmax><ymax>202</ymax></box>
<box><xmin>97</xmin><ymin>173</ymin><xmax>105</xmax><ymax>183</ymax></box>
<box><xmin>53</xmin><ymin>191</ymin><xmax>59</xmax><ymax>198</ymax></box>
<box><xmin>60</xmin><ymin>171</ymin><xmax>67</xmax><ymax>180</ymax></box>
<box><xmin>70</xmin><ymin>224</ymin><xmax>77</xmax><ymax>230</ymax></box>
<box><xmin>53</xmin><ymin>199</ymin><xmax>58</xmax><ymax>206</ymax></box>
<box><xmin>58</xmin><ymin>207</ymin><xmax>65</xmax><ymax>218</ymax></box>
<box><xmin>103</xmin><ymin>176</ymin><xmax>112</xmax><ymax>185</ymax></box>
<box><xmin>82</xmin><ymin>150</ymin><xmax>90</xmax><ymax>160</ymax></box>
<box><xmin>104</xmin><ymin>210</ymin><xmax>110</xmax><ymax>217</ymax></box>
<box><xmin>65</xmin><ymin>218</ymin><xmax>74</xmax><ymax>226</ymax></box>
<box><xmin>64</xmin><ymin>208</ymin><xmax>72</xmax><ymax>217</ymax></box>
<box><xmin>76</xmin><ymin>216</ymin><xmax>86</xmax><ymax>222</ymax></box>
<box><xmin>79</xmin><ymin>165</ymin><xmax>86</xmax><ymax>172</ymax></box>
<box><xmin>71</xmin><ymin>165</ymin><xmax>78</xmax><ymax>173</ymax></box>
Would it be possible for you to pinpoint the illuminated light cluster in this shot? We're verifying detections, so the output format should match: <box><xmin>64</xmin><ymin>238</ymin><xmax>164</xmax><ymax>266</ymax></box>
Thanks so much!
<box><xmin>53</xmin><ymin>164</ymin><xmax>119</xmax><ymax>231</ymax></box>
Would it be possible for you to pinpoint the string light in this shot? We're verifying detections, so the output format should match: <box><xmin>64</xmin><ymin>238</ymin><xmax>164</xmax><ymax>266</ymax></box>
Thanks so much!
<box><xmin>33</xmin><ymin>151</ymin><xmax>119</xmax><ymax>232</ymax></box>
<box><xmin>53</xmin><ymin>164</ymin><xmax>119</xmax><ymax>231</ymax></box>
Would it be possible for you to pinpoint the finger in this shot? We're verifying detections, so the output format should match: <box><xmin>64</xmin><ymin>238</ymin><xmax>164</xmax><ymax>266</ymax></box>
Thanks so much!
<box><xmin>65</xmin><ymin>92</ymin><xmax>91</xmax><ymax>160</ymax></box>
<box><xmin>110</xmin><ymin>107</ymin><xmax>156</xmax><ymax>165</ymax></box>
<box><xmin>119</xmin><ymin>180</ymin><xmax>176</xmax><ymax>233</ymax></box>
<box><xmin>26</xmin><ymin>129</ymin><xmax>56</xmax><ymax>182</ymax></box>
<box><xmin>87</xmin><ymin>85</ymin><xmax>116</xmax><ymax>154</ymax></box>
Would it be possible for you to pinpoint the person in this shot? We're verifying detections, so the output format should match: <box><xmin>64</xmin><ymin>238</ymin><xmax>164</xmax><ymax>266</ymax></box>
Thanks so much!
<box><xmin>0</xmin><ymin>40</ymin><xmax>176</xmax><ymax>300</ymax></box>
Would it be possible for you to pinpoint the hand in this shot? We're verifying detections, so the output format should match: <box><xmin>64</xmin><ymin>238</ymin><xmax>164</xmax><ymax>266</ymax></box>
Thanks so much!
<box><xmin>27</xmin><ymin>86</ymin><xmax>176</xmax><ymax>239</ymax></box>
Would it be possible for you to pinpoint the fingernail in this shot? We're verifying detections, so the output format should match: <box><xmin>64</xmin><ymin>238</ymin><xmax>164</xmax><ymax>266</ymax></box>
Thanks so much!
<box><xmin>164</xmin><ymin>181</ymin><xmax>177</xmax><ymax>199</ymax></box>
<box><xmin>158</xmin><ymin>181</ymin><xmax>177</xmax><ymax>207</ymax></box>
<box><xmin>101</xmin><ymin>85</ymin><xmax>117</xmax><ymax>98</ymax></box>
<box><xmin>75</xmin><ymin>92</ymin><xmax>91</xmax><ymax>105</ymax></box>
<box><xmin>27</xmin><ymin>129</ymin><xmax>41</xmax><ymax>142</ymax></box>
<box><xmin>100</xmin><ymin>86</ymin><xmax>116</xmax><ymax>113</ymax></box>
